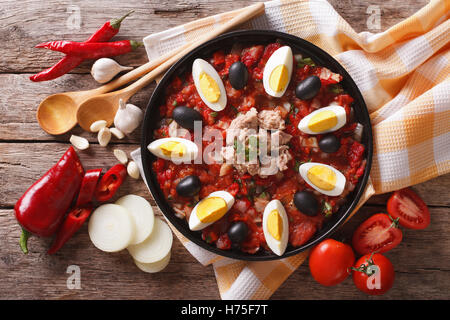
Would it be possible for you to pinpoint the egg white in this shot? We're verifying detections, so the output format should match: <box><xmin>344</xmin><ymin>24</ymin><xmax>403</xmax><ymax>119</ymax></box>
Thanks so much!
<box><xmin>263</xmin><ymin>46</ymin><xmax>293</xmax><ymax>98</ymax></box>
<box><xmin>299</xmin><ymin>162</ymin><xmax>346</xmax><ymax>196</ymax></box>
<box><xmin>192</xmin><ymin>59</ymin><xmax>227</xmax><ymax>112</ymax></box>
<box><xmin>147</xmin><ymin>137</ymin><xmax>198</xmax><ymax>163</ymax></box>
<box><xmin>297</xmin><ymin>105</ymin><xmax>347</xmax><ymax>135</ymax></box>
<box><xmin>262</xmin><ymin>199</ymin><xmax>289</xmax><ymax>256</ymax></box>
<box><xmin>189</xmin><ymin>191</ymin><xmax>235</xmax><ymax>231</ymax></box>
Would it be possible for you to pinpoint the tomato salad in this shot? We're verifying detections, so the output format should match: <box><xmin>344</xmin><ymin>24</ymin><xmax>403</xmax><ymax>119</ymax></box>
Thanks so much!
<box><xmin>149</xmin><ymin>42</ymin><xmax>366</xmax><ymax>255</ymax></box>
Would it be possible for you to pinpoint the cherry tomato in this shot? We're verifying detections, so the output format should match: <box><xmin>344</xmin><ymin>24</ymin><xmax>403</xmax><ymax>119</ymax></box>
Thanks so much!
<box><xmin>352</xmin><ymin>253</ymin><xmax>394</xmax><ymax>295</ymax></box>
<box><xmin>309</xmin><ymin>239</ymin><xmax>355</xmax><ymax>286</ymax></box>
<box><xmin>352</xmin><ymin>213</ymin><xmax>403</xmax><ymax>255</ymax></box>
<box><xmin>387</xmin><ymin>188</ymin><xmax>430</xmax><ymax>230</ymax></box>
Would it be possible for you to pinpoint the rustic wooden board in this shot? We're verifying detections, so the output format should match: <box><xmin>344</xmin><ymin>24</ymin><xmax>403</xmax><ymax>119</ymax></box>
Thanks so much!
<box><xmin>1</xmin><ymin>0</ymin><xmax>447</xmax><ymax>301</ymax></box>
<box><xmin>1</xmin><ymin>205</ymin><xmax>448</xmax><ymax>300</ymax></box>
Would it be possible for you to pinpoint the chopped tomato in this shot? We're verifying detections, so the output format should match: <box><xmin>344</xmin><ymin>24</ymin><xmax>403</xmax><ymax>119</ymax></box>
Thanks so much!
<box><xmin>289</xmin><ymin>220</ymin><xmax>317</xmax><ymax>247</ymax></box>
<box><xmin>241</xmin><ymin>45</ymin><xmax>264</xmax><ymax>67</ymax></box>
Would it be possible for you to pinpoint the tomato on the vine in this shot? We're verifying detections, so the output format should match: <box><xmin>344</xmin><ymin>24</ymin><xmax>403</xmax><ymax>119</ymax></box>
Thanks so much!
<box><xmin>309</xmin><ymin>239</ymin><xmax>355</xmax><ymax>286</ymax></box>
<box><xmin>352</xmin><ymin>253</ymin><xmax>395</xmax><ymax>295</ymax></box>
<box><xmin>387</xmin><ymin>188</ymin><xmax>430</xmax><ymax>230</ymax></box>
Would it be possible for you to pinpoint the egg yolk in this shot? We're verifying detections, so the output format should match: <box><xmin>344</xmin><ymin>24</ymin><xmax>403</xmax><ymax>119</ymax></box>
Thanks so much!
<box><xmin>269</xmin><ymin>65</ymin><xmax>289</xmax><ymax>92</ymax></box>
<box><xmin>267</xmin><ymin>210</ymin><xmax>283</xmax><ymax>241</ymax></box>
<box><xmin>308</xmin><ymin>110</ymin><xmax>338</xmax><ymax>133</ymax></box>
<box><xmin>307</xmin><ymin>165</ymin><xmax>337</xmax><ymax>191</ymax></box>
<box><xmin>160</xmin><ymin>141</ymin><xmax>186</xmax><ymax>157</ymax></box>
<box><xmin>196</xmin><ymin>197</ymin><xmax>228</xmax><ymax>223</ymax></box>
<box><xmin>199</xmin><ymin>72</ymin><xmax>220</xmax><ymax>103</ymax></box>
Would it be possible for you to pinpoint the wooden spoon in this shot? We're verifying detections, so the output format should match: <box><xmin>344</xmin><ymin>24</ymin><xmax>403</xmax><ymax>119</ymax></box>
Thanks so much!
<box><xmin>76</xmin><ymin>2</ymin><xmax>265</xmax><ymax>132</ymax></box>
<box><xmin>36</xmin><ymin>44</ymin><xmax>192</xmax><ymax>135</ymax></box>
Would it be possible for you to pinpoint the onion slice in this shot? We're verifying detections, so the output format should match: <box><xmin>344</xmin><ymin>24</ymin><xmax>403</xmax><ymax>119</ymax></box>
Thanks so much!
<box><xmin>127</xmin><ymin>218</ymin><xmax>173</xmax><ymax>263</ymax></box>
<box><xmin>88</xmin><ymin>204</ymin><xmax>135</xmax><ymax>252</ymax></box>
<box><xmin>115</xmin><ymin>195</ymin><xmax>154</xmax><ymax>245</ymax></box>
<box><xmin>134</xmin><ymin>251</ymin><xmax>171</xmax><ymax>273</ymax></box>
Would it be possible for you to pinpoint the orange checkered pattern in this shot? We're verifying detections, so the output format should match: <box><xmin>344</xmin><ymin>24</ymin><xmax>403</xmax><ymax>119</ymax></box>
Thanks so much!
<box><xmin>137</xmin><ymin>0</ymin><xmax>450</xmax><ymax>299</ymax></box>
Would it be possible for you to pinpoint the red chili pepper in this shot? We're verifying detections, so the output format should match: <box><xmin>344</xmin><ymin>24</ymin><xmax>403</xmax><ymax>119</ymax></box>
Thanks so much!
<box><xmin>75</xmin><ymin>168</ymin><xmax>102</xmax><ymax>207</ymax></box>
<box><xmin>30</xmin><ymin>11</ymin><xmax>134</xmax><ymax>82</ymax></box>
<box><xmin>36</xmin><ymin>40</ymin><xmax>142</xmax><ymax>59</ymax></box>
<box><xmin>47</xmin><ymin>206</ymin><xmax>94</xmax><ymax>255</ymax></box>
<box><xmin>94</xmin><ymin>164</ymin><xmax>127</xmax><ymax>202</ymax></box>
<box><xmin>15</xmin><ymin>147</ymin><xmax>84</xmax><ymax>253</ymax></box>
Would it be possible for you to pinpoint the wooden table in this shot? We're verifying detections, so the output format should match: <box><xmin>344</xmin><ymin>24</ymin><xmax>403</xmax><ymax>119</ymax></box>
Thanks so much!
<box><xmin>1</xmin><ymin>0</ymin><xmax>448</xmax><ymax>300</ymax></box>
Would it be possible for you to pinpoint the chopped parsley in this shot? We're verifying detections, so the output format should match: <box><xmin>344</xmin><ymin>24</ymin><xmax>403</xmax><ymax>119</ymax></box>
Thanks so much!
<box><xmin>172</xmin><ymin>100</ymin><xmax>178</xmax><ymax>106</ymax></box>
<box><xmin>322</xmin><ymin>201</ymin><xmax>333</xmax><ymax>216</ymax></box>
<box><xmin>297</xmin><ymin>57</ymin><xmax>316</xmax><ymax>68</ymax></box>
<box><xmin>329</xmin><ymin>84</ymin><xmax>344</xmax><ymax>94</ymax></box>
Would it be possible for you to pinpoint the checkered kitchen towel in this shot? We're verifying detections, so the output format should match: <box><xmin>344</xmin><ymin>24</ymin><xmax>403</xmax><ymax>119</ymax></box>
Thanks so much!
<box><xmin>132</xmin><ymin>0</ymin><xmax>450</xmax><ymax>299</ymax></box>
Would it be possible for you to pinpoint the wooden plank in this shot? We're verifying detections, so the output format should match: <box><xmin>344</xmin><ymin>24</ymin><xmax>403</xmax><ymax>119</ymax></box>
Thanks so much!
<box><xmin>1</xmin><ymin>205</ymin><xmax>448</xmax><ymax>299</ymax></box>
<box><xmin>0</xmin><ymin>73</ymin><xmax>152</xmax><ymax>143</ymax></box>
<box><xmin>0</xmin><ymin>143</ymin><xmax>150</xmax><ymax>207</ymax></box>
<box><xmin>0</xmin><ymin>0</ymin><xmax>428</xmax><ymax>72</ymax></box>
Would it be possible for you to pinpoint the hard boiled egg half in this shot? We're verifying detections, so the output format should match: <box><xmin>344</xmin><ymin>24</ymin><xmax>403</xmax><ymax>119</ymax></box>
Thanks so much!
<box><xmin>189</xmin><ymin>191</ymin><xmax>235</xmax><ymax>231</ymax></box>
<box><xmin>263</xmin><ymin>200</ymin><xmax>289</xmax><ymax>256</ymax></box>
<box><xmin>147</xmin><ymin>137</ymin><xmax>198</xmax><ymax>163</ymax></box>
<box><xmin>299</xmin><ymin>162</ymin><xmax>346</xmax><ymax>196</ymax></box>
<box><xmin>192</xmin><ymin>59</ymin><xmax>227</xmax><ymax>111</ymax></box>
<box><xmin>298</xmin><ymin>105</ymin><xmax>346</xmax><ymax>134</ymax></box>
<box><xmin>263</xmin><ymin>46</ymin><xmax>293</xmax><ymax>97</ymax></box>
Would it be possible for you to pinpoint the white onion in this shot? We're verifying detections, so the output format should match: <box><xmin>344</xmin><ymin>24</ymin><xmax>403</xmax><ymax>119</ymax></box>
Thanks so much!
<box><xmin>115</xmin><ymin>195</ymin><xmax>154</xmax><ymax>245</ymax></box>
<box><xmin>88</xmin><ymin>204</ymin><xmax>135</xmax><ymax>252</ymax></box>
<box><xmin>134</xmin><ymin>251</ymin><xmax>171</xmax><ymax>273</ymax></box>
<box><xmin>127</xmin><ymin>218</ymin><xmax>173</xmax><ymax>264</ymax></box>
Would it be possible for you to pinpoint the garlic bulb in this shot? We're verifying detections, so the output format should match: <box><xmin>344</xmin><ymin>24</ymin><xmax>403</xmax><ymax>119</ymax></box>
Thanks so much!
<box><xmin>114</xmin><ymin>99</ymin><xmax>143</xmax><ymax>135</ymax></box>
<box><xmin>91</xmin><ymin>58</ymin><xmax>133</xmax><ymax>84</ymax></box>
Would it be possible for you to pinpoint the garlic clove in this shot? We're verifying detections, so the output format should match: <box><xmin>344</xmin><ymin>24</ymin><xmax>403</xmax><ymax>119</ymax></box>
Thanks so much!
<box><xmin>110</xmin><ymin>127</ymin><xmax>125</xmax><ymax>139</ymax></box>
<box><xmin>90</xmin><ymin>120</ymin><xmax>107</xmax><ymax>132</ymax></box>
<box><xmin>114</xmin><ymin>149</ymin><xmax>128</xmax><ymax>165</ymax></box>
<box><xmin>114</xmin><ymin>99</ymin><xmax>143</xmax><ymax>135</ymax></box>
<box><xmin>91</xmin><ymin>58</ymin><xmax>133</xmax><ymax>84</ymax></box>
<box><xmin>70</xmin><ymin>135</ymin><xmax>89</xmax><ymax>150</ymax></box>
<box><xmin>127</xmin><ymin>161</ymin><xmax>140</xmax><ymax>179</ymax></box>
<box><xmin>98</xmin><ymin>127</ymin><xmax>111</xmax><ymax>147</ymax></box>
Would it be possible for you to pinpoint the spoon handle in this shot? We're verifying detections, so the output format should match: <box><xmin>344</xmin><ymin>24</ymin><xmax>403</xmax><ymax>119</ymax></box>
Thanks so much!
<box><xmin>117</xmin><ymin>2</ymin><xmax>265</xmax><ymax>99</ymax></box>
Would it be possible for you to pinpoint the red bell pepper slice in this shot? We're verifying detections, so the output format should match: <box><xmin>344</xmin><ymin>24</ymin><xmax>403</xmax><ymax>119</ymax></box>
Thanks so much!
<box><xmin>75</xmin><ymin>168</ymin><xmax>102</xmax><ymax>207</ymax></box>
<box><xmin>94</xmin><ymin>164</ymin><xmax>127</xmax><ymax>202</ymax></box>
<box><xmin>47</xmin><ymin>206</ymin><xmax>94</xmax><ymax>255</ymax></box>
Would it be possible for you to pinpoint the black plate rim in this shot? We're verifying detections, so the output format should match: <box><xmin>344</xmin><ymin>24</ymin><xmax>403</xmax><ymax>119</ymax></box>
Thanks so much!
<box><xmin>140</xmin><ymin>29</ymin><xmax>373</xmax><ymax>261</ymax></box>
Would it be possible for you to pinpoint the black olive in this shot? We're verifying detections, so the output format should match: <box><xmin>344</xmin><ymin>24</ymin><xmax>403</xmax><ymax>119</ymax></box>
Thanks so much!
<box><xmin>172</xmin><ymin>106</ymin><xmax>203</xmax><ymax>130</ymax></box>
<box><xmin>228</xmin><ymin>61</ymin><xmax>248</xmax><ymax>90</ymax></box>
<box><xmin>227</xmin><ymin>221</ymin><xmax>248</xmax><ymax>245</ymax></box>
<box><xmin>294</xmin><ymin>191</ymin><xmax>319</xmax><ymax>216</ymax></box>
<box><xmin>295</xmin><ymin>75</ymin><xmax>321</xmax><ymax>100</ymax></box>
<box><xmin>175</xmin><ymin>175</ymin><xmax>201</xmax><ymax>197</ymax></box>
<box><xmin>318</xmin><ymin>134</ymin><xmax>341</xmax><ymax>153</ymax></box>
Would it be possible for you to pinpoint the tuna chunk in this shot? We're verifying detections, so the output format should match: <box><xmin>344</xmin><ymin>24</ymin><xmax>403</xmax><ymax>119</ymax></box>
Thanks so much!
<box><xmin>258</xmin><ymin>109</ymin><xmax>285</xmax><ymax>130</ymax></box>
<box><xmin>221</xmin><ymin>107</ymin><xmax>292</xmax><ymax>177</ymax></box>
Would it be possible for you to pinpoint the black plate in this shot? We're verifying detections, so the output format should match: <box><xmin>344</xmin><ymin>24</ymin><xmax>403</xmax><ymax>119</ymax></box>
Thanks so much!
<box><xmin>141</xmin><ymin>30</ymin><xmax>373</xmax><ymax>261</ymax></box>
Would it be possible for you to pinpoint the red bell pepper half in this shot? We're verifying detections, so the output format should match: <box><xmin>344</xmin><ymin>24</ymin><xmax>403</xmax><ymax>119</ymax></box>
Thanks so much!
<box><xmin>47</xmin><ymin>205</ymin><xmax>94</xmax><ymax>255</ymax></box>
<box><xmin>15</xmin><ymin>147</ymin><xmax>84</xmax><ymax>253</ymax></box>
<box><xmin>94</xmin><ymin>164</ymin><xmax>127</xmax><ymax>202</ymax></box>
<box><xmin>75</xmin><ymin>168</ymin><xmax>102</xmax><ymax>207</ymax></box>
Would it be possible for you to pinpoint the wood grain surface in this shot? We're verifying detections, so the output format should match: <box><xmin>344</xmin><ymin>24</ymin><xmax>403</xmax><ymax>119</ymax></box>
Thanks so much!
<box><xmin>1</xmin><ymin>0</ymin><xmax>448</xmax><ymax>300</ymax></box>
